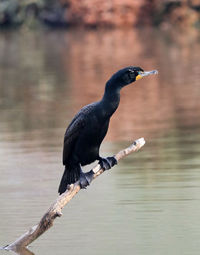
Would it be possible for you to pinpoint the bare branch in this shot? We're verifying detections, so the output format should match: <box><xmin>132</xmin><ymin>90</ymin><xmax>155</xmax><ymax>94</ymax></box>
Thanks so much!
<box><xmin>5</xmin><ymin>138</ymin><xmax>145</xmax><ymax>251</ymax></box>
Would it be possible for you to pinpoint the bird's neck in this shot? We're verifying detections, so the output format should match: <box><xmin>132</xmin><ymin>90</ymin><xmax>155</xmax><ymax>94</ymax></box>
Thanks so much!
<box><xmin>100</xmin><ymin>81</ymin><xmax>121</xmax><ymax>117</ymax></box>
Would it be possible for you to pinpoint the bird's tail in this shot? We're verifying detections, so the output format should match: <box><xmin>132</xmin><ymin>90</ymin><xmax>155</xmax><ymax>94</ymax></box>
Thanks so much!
<box><xmin>58</xmin><ymin>164</ymin><xmax>81</xmax><ymax>194</ymax></box>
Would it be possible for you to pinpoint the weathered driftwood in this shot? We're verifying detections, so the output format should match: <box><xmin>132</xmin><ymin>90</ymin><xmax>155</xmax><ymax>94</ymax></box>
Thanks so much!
<box><xmin>5</xmin><ymin>138</ymin><xmax>145</xmax><ymax>252</ymax></box>
<box><xmin>6</xmin><ymin>246</ymin><xmax>34</xmax><ymax>255</ymax></box>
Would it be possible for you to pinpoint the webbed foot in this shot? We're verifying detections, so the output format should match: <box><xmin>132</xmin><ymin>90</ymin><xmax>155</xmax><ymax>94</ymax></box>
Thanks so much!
<box><xmin>80</xmin><ymin>170</ymin><xmax>93</xmax><ymax>189</ymax></box>
<box><xmin>99</xmin><ymin>157</ymin><xmax>117</xmax><ymax>171</ymax></box>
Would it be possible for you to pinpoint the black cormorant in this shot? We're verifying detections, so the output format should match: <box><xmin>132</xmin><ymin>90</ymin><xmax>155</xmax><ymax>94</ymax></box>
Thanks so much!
<box><xmin>58</xmin><ymin>66</ymin><xmax>157</xmax><ymax>194</ymax></box>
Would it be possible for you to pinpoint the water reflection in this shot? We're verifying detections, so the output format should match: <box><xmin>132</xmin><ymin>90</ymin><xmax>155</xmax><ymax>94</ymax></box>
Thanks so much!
<box><xmin>0</xmin><ymin>28</ymin><xmax>200</xmax><ymax>143</ymax></box>
<box><xmin>0</xmin><ymin>27</ymin><xmax>200</xmax><ymax>255</ymax></box>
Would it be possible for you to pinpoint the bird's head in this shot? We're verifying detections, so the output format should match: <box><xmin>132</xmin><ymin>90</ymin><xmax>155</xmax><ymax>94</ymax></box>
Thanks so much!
<box><xmin>108</xmin><ymin>66</ymin><xmax>158</xmax><ymax>88</ymax></box>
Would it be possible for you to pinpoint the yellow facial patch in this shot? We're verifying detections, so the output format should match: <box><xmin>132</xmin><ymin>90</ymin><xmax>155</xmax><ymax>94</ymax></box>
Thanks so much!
<box><xmin>136</xmin><ymin>74</ymin><xmax>143</xmax><ymax>81</ymax></box>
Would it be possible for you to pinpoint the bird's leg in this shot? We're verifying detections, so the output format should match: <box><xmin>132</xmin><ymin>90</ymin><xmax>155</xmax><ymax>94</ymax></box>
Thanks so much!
<box><xmin>79</xmin><ymin>167</ymin><xmax>93</xmax><ymax>189</ymax></box>
<box><xmin>98</xmin><ymin>156</ymin><xmax>117</xmax><ymax>171</ymax></box>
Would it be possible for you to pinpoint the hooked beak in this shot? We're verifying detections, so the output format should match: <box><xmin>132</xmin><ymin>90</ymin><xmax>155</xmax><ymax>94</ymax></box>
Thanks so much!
<box><xmin>136</xmin><ymin>70</ymin><xmax>158</xmax><ymax>81</ymax></box>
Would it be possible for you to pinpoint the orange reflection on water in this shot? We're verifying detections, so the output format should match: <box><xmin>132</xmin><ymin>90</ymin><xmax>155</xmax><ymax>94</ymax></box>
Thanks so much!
<box><xmin>0</xmin><ymin>28</ymin><xmax>200</xmax><ymax>144</ymax></box>
<box><xmin>61</xmin><ymin>28</ymin><xmax>200</xmax><ymax>141</ymax></box>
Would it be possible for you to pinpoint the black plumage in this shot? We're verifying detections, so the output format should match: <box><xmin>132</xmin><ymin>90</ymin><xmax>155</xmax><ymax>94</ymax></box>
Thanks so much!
<box><xmin>58</xmin><ymin>66</ymin><xmax>156</xmax><ymax>194</ymax></box>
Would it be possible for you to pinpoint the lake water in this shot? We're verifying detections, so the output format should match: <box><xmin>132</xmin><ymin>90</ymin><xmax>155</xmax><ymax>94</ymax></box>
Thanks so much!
<box><xmin>0</xmin><ymin>27</ymin><xmax>200</xmax><ymax>255</ymax></box>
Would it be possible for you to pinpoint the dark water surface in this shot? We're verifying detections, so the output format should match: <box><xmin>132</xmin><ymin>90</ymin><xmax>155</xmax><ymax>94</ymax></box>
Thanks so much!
<box><xmin>0</xmin><ymin>28</ymin><xmax>200</xmax><ymax>255</ymax></box>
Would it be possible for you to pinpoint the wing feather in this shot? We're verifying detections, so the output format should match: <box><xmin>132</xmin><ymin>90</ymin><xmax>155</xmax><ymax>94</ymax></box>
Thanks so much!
<box><xmin>62</xmin><ymin>103</ymin><xmax>96</xmax><ymax>165</ymax></box>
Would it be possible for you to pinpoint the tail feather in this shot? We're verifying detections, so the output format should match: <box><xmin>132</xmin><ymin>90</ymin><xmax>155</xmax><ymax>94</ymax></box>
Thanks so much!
<box><xmin>58</xmin><ymin>164</ymin><xmax>81</xmax><ymax>194</ymax></box>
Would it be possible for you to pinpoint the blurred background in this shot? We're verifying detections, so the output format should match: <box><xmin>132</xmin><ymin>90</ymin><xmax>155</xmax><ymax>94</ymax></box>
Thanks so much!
<box><xmin>0</xmin><ymin>1</ymin><xmax>200</xmax><ymax>255</ymax></box>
